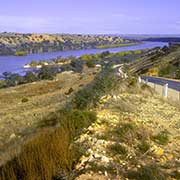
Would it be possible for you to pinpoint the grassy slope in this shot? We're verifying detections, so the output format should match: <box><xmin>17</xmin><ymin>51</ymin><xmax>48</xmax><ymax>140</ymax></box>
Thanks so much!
<box><xmin>127</xmin><ymin>47</ymin><xmax>180</xmax><ymax>79</ymax></box>
<box><xmin>0</xmin><ymin>68</ymin><xmax>96</xmax><ymax>166</ymax></box>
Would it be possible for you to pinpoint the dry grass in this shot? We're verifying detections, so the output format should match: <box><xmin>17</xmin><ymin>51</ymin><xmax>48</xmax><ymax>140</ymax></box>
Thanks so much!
<box><xmin>0</xmin><ymin>127</ymin><xmax>73</xmax><ymax>180</ymax></box>
<box><xmin>0</xmin><ymin>68</ymin><xmax>96</xmax><ymax>166</ymax></box>
<box><xmin>0</xmin><ymin>109</ymin><xmax>97</xmax><ymax>180</ymax></box>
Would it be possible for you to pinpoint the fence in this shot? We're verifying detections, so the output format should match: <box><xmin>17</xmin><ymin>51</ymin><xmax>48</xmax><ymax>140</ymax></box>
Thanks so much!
<box><xmin>138</xmin><ymin>77</ymin><xmax>180</xmax><ymax>102</ymax></box>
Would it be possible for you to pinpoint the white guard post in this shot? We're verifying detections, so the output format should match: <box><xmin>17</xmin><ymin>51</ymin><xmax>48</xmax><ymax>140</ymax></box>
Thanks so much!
<box><xmin>163</xmin><ymin>83</ymin><xmax>168</xmax><ymax>98</ymax></box>
<box><xmin>138</xmin><ymin>76</ymin><xmax>142</xmax><ymax>83</ymax></box>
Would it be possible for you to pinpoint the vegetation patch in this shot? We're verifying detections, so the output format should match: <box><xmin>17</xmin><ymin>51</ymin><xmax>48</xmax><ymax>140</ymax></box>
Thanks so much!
<box><xmin>127</xmin><ymin>164</ymin><xmax>166</xmax><ymax>180</ymax></box>
<box><xmin>108</xmin><ymin>143</ymin><xmax>128</xmax><ymax>157</ymax></box>
<box><xmin>15</xmin><ymin>51</ymin><xmax>27</xmax><ymax>56</ymax></box>
<box><xmin>152</xmin><ymin>130</ymin><xmax>169</xmax><ymax>145</ymax></box>
<box><xmin>0</xmin><ymin>66</ymin><xmax>117</xmax><ymax>180</ymax></box>
<box><xmin>96</xmin><ymin>42</ymin><xmax>139</xmax><ymax>49</ymax></box>
<box><xmin>137</xmin><ymin>140</ymin><xmax>151</xmax><ymax>153</ymax></box>
<box><xmin>72</xmin><ymin>66</ymin><xmax>118</xmax><ymax>109</ymax></box>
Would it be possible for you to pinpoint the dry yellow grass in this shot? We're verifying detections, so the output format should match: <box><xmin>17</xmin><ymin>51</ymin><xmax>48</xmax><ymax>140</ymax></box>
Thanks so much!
<box><xmin>0</xmin><ymin>68</ymin><xmax>97</xmax><ymax>165</ymax></box>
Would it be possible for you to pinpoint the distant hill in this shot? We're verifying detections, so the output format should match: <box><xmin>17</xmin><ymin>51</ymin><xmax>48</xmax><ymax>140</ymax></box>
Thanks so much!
<box><xmin>144</xmin><ymin>37</ymin><xmax>180</xmax><ymax>42</ymax></box>
<box><xmin>0</xmin><ymin>33</ymin><xmax>136</xmax><ymax>55</ymax></box>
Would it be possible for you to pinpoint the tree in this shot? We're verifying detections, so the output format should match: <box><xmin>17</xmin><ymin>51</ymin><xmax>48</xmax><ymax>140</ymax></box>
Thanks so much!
<box><xmin>100</xmin><ymin>51</ymin><xmax>110</xmax><ymax>58</ymax></box>
<box><xmin>24</xmin><ymin>71</ymin><xmax>38</xmax><ymax>83</ymax></box>
<box><xmin>5</xmin><ymin>73</ymin><xmax>24</xmax><ymax>87</ymax></box>
<box><xmin>38</xmin><ymin>66</ymin><xmax>59</xmax><ymax>80</ymax></box>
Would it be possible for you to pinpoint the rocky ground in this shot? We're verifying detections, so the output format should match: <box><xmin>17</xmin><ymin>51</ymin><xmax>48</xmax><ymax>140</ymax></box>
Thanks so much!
<box><xmin>74</xmin><ymin>84</ymin><xmax>180</xmax><ymax>180</ymax></box>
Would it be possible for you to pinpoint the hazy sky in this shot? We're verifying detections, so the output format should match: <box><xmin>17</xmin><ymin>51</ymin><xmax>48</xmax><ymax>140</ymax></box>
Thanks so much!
<box><xmin>0</xmin><ymin>0</ymin><xmax>180</xmax><ymax>34</ymax></box>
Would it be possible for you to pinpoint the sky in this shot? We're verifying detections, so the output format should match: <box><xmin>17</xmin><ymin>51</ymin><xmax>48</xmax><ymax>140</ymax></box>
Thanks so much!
<box><xmin>0</xmin><ymin>0</ymin><xmax>180</xmax><ymax>34</ymax></box>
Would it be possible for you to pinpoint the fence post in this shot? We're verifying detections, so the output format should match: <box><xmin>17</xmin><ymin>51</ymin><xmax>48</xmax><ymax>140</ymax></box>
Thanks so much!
<box><xmin>163</xmin><ymin>83</ymin><xmax>168</xmax><ymax>98</ymax></box>
<box><xmin>138</xmin><ymin>76</ymin><xmax>142</xmax><ymax>83</ymax></box>
<box><xmin>146</xmin><ymin>79</ymin><xmax>148</xmax><ymax>84</ymax></box>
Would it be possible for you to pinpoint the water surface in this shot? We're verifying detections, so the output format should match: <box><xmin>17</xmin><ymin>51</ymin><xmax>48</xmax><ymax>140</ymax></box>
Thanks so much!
<box><xmin>0</xmin><ymin>41</ymin><xmax>168</xmax><ymax>75</ymax></box>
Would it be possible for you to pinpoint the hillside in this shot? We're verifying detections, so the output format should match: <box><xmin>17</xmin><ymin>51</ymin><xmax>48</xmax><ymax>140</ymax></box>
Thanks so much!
<box><xmin>0</xmin><ymin>66</ymin><xmax>97</xmax><ymax>166</ymax></box>
<box><xmin>0</xmin><ymin>63</ymin><xmax>179</xmax><ymax>180</ymax></box>
<box><xmin>127</xmin><ymin>44</ymin><xmax>180</xmax><ymax>79</ymax></box>
<box><xmin>0</xmin><ymin>33</ymin><xmax>136</xmax><ymax>55</ymax></box>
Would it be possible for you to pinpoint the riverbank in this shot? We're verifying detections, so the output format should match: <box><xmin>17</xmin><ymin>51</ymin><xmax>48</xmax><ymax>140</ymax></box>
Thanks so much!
<box><xmin>96</xmin><ymin>42</ymin><xmax>141</xmax><ymax>49</ymax></box>
<box><xmin>0</xmin><ymin>41</ymin><xmax>168</xmax><ymax>75</ymax></box>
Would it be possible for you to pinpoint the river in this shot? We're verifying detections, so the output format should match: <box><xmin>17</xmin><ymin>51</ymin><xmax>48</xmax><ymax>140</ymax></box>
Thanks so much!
<box><xmin>0</xmin><ymin>41</ymin><xmax>168</xmax><ymax>75</ymax></box>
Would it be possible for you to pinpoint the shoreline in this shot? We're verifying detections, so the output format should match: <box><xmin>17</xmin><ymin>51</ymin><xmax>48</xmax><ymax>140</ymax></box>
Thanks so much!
<box><xmin>0</xmin><ymin>42</ymin><xmax>141</xmax><ymax>57</ymax></box>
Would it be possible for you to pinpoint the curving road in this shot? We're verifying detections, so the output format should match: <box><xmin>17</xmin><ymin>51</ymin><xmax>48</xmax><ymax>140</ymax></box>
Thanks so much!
<box><xmin>142</xmin><ymin>76</ymin><xmax>180</xmax><ymax>91</ymax></box>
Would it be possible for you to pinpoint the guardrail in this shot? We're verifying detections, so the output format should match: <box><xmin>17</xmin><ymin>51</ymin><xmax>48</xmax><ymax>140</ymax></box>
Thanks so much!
<box><xmin>138</xmin><ymin>76</ymin><xmax>180</xmax><ymax>102</ymax></box>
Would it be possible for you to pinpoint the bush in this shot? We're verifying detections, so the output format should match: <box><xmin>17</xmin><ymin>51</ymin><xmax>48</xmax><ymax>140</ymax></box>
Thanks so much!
<box><xmin>100</xmin><ymin>51</ymin><xmax>110</xmax><ymax>58</ymax></box>
<box><xmin>86</xmin><ymin>60</ymin><xmax>95</xmax><ymax>68</ymax></box>
<box><xmin>159</xmin><ymin>64</ymin><xmax>176</xmax><ymax>77</ymax></box>
<box><xmin>24</xmin><ymin>71</ymin><xmax>38</xmax><ymax>83</ymax></box>
<box><xmin>21</xmin><ymin>97</ymin><xmax>29</xmax><ymax>103</ymax></box>
<box><xmin>137</xmin><ymin>140</ymin><xmax>150</xmax><ymax>153</ymax></box>
<box><xmin>152</xmin><ymin>130</ymin><xmax>169</xmax><ymax>145</ymax></box>
<box><xmin>108</xmin><ymin>143</ymin><xmax>128</xmax><ymax>156</ymax></box>
<box><xmin>113</xmin><ymin>123</ymin><xmax>136</xmax><ymax>141</ymax></box>
<box><xmin>15</xmin><ymin>51</ymin><xmax>27</xmax><ymax>56</ymax></box>
<box><xmin>73</xmin><ymin>66</ymin><xmax>117</xmax><ymax>109</ymax></box>
<box><xmin>3</xmin><ymin>72</ymin><xmax>24</xmax><ymax>87</ymax></box>
<box><xmin>70</xmin><ymin>60</ymin><xmax>84</xmax><ymax>73</ymax></box>
<box><xmin>175</xmin><ymin>69</ymin><xmax>180</xmax><ymax>79</ymax></box>
<box><xmin>38</xmin><ymin>66</ymin><xmax>59</xmax><ymax>80</ymax></box>
<box><xmin>127</xmin><ymin>164</ymin><xmax>166</xmax><ymax>180</ymax></box>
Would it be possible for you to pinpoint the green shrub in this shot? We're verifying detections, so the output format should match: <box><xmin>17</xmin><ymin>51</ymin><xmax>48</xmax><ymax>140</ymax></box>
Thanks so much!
<box><xmin>73</xmin><ymin>66</ymin><xmax>117</xmax><ymax>109</ymax></box>
<box><xmin>175</xmin><ymin>69</ymin><xmax>180</xmax><ymax>79</ymax></box>
<box><xmin>15</xmin><ymin>51</ymin><xmax>27</xmax><ymax>56</ymax></box>
<box><xmin>152</xmin><ymin>130</ymin><xmax>169</xmax><ymax>145</ymax></box>
<box><xmin>137</xmin><ymin>140</ymin><xmax>150</xmax><ymax>153</ymax></box>
<box><xmin>112</xmin><ymin>123</ymin><xmax>138</xmax><ymax>145</ymax></box>
<box><xmin>24</xmin><ymin>71</ymin><xmax>38</xmax><ymax>83</ymax></box>
<box><xmin>127</xmin><ymin>164</ymin><xmax>166</xmax><ymax>180</ymax></box>
<box><xmin>3</xmin><ymin>73</ymin><xmax>24</xmax><ymax>87</ymax></box>
<box><xmin>159</xmin><ymin>64</ymin><xmax>176</xmax><ymax>77</ymax></box>
<box><xmin>86</xmin><ymin>60</ymin><xmax>95</xmax><ymax>68</ymax></box>
<box><xmin>38</xmin><ymin>66</ymin><xmax>59</xmax><ymax>80</ymax></box>
<box><xmin>108</xmin><ymin>143</ymin><xmax>128</xmax><ymax>156</ymax></box>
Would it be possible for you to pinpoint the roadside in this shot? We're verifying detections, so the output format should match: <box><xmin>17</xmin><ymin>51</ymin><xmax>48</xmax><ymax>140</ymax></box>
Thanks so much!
<box><xmin>142</xmin><ymin>76</ymin><xmax>180</xmax><ymax>91</ymax></box>
<box><xmin>75</xmin><ymin>83</ymin><xmax>180</xmax><ymax>180</ymax></box>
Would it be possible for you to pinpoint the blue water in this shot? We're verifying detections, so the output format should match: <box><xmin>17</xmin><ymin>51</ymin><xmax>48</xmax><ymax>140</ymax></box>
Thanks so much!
<box><xmin>0</xmin><ymin>41</ymin><xmax>168</xmax><ymax>75</ymax></box>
